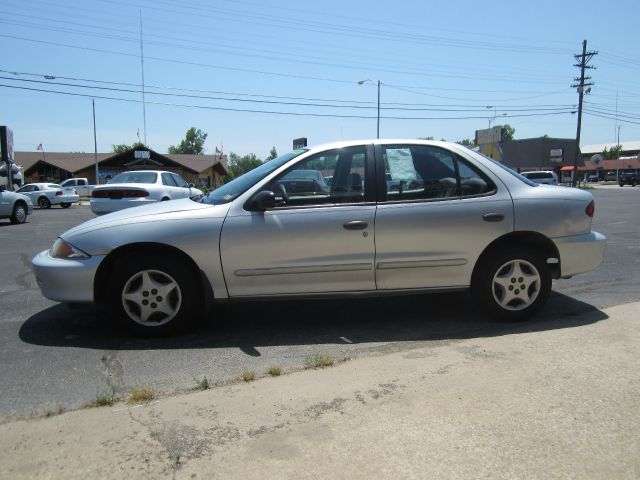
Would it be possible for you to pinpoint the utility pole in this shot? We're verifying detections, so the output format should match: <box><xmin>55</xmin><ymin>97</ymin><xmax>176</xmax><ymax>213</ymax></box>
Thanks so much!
<box><xmin>571</xmin><ymin>39</ymin><xmax>597</xmax><ymax>186</ymax></box>
<box><xmin>92</xmin><ymin>99</ymin><xmax>99</xmax><ymax>184</ymax></box>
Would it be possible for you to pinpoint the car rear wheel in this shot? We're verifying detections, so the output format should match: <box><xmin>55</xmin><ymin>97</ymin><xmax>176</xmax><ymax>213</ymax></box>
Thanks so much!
<box><xmin>10</xmin><ymin>202</ymin><xmax>28</xmax><ymax>224</ymax></box>
<box><xmin>60</xmin><ymin>202</ymin><xmax>71</xmax><ymax>208</ymax></box>
<box><xmin>472</xmin><ymin>248</ymin><xmax>551</xmax><ymax>322</ymax></box>
<box><xmin>108</xmin><ymin>254</ymin><xmax>199</xmax><ymax>335</ymax></box>
<box><xmin>38</xmin><ymin>196</ymin><xmax>51</xmax><ymax>209</ymax></box>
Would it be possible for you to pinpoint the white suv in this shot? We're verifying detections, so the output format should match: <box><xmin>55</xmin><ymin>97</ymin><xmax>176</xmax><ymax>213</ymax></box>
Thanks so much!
<box><xmin>521</xmin><ymin>170</ymin><xmax>558</xmax><ymax>185</ymax></box>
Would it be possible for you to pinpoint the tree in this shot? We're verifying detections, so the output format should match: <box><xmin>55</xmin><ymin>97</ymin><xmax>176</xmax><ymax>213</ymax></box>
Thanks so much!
<box><xmin>602</xmin><ymin>145</ymin><xmax>622</xmax><ymax>159</ymax></box>
<box><xmin>456</xmin><ymin>138</ymin><xmax>476</xmax><ymax>148</ymax></box>
<box><xmin>265</xmin><ymin>146</ymin><xmax>278</xmax><ymax>161</ymax></box>
<box><xmin>226</xmin><ymin>152</ymin><xmax>263</xmax><ymax>180</ymax></box>
<box><xmin>167</xmin><ymin>127</ymin><xmax>208</xmax><ymax>155</ymax></box>
<box><xmin>499</xmin><ymin>124</ymin><xmax>515</xmax><ymax>141</ymax></box>
<box><xmin>112</xmin><ymin>142</ymin><xmax>145</xmax><ymax>153</ymax></box>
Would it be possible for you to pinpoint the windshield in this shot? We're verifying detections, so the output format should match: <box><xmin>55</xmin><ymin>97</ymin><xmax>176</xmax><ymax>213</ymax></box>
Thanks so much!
<box><xmin>108</xmin><ymin>172</ymin><xmax>158</xmax><ymax>184</ymax></box>
<box><xmin>200</xmin><ymin>149</ymin><xmax>308</xmax><ymax>205</ymax></box>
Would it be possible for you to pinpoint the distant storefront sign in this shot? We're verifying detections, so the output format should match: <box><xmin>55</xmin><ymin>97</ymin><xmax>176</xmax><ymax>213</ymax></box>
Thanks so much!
<box><xmin>134</xmin><ymin>150</ymin><xmax>151</xmax><ymax>159</ymax></box>
<box><xmin>293</xmin><ymin>137</ymin><xmax>307</xmax><ymax>149</ymax></box>
<box><xmin>549</xmin><ymin>148</ymin><xmax>563</xmax><ymax>164</ymax></box>
<box><xmin>475</xmin><ymin>126</ymin><xmax>502</xmax><ymax>145</ymax></box>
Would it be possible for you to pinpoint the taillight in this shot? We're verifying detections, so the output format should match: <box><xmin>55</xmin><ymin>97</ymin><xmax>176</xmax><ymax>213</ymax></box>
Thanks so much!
<box><xmin>55</xmin><ymin>191</ymin><xmax>62</xmax><ymax>196</ymax></box>
<box><xmin>92</xmin><ymin>189</ymin><xmax>149</xmax><ymax>199</ymax></box>
<box><xmin>586</xmin><ymin>200</ymin><xmax>595</xmax><ymax>217</ymax></box>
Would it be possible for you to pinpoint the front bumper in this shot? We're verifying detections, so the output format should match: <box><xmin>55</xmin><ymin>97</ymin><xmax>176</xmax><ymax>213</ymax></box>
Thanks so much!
<box><xmin>32</xmin><ymin>249</ymin><xmax>105</xmax><ymax>303</ymax></box>
<box><xmin>553</xmin><ymin>231</ymin><xmax>607</xmax><ymax>278</ymax></box>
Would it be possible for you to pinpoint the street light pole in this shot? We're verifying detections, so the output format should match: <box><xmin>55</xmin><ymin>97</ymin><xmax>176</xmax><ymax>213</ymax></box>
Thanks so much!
<box><xmin>92</xmin><ymin>99</ymin><xmax>99</xmax><ymax>184</ymax></box>
<box><xmin>358</xmin><ymin>79</ymin><xmax>381</xmax><ymax>139</ymax></box>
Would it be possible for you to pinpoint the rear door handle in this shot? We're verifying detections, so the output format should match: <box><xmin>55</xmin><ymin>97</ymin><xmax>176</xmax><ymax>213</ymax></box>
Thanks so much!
<box><xmin>343</xmin><ymin>220</ymin><xmax>368</xmax><ymax>230</ymax></box>
<box><xmin>482</xmin><ymin>213</ymin><xmax>505</xmax><ymax>222</ymax></box>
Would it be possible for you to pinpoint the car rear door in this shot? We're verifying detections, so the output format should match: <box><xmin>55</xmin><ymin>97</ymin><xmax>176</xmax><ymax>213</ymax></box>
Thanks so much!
<box><xmin>220</xmin><ymin>145</ymin><xmax>377</xmax><ymax>297</ymax></box>
<box><xmin>373</xmin><ymin>143</ymin><xmax>513</xmax><ymax>290</ymax></box>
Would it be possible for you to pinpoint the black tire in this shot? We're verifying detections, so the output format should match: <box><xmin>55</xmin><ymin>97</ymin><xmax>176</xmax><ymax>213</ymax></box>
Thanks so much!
<box><xmin>10</xmin><ymin>201</ymin><xmax>28</xmax><ymax>224</ymax></box>
<box><xmin>472</xmin><ymin>248</ymin><xmax>551</xmax><ymax>322</ymax></box>
<box><xmin>107</xmin><ymin>254</ymin><xmax>199</xmax><ymax>336</ymax></box>
<box><xmin>60</xmin><ymin>203</ymin><xmax>71</xmax><ymax>208</ymax></box>
<box><xmin>619</xmin><ymin>183</ymin><xmax>624</xmax><ymax>187</ymax></box>
<box><xmin>38</xmin><ymin>196</ymin><xmax>51</xmax><ymax>209</ymax></box>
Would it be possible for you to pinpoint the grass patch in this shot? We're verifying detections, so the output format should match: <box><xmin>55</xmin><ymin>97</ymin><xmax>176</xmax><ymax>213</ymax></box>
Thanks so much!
<box><xmin>127</xmin><ymin>387</ymin><xmax>156</xmax><ymax>404</ymax></box>
<box><xmin>42</xmin><ymin>405</ymin><xmax>65</xmax><ymax>417</ymax></box>
<box><xmin>266</xmin><ymin>366</ymin><xmax>282</xmax><ymax>377</ymax></box>
<box><xmin>241</xmin><ymin>370</ymin><xmax>255</xmax><ymax>382</ymax></box>
<box><xmin>193</xmin><ymin>376</ymin><xmax>210</xmax><ymax>390</ymax></box>
<box><xmin>305</xmin><ymin>354</ymin><xmax>335</xmax><ymax>369</ymax></box>
<box><xmin>84</xmin><ymin>386</ymin><xmax>120</xmax><ymax>408</ymax></box>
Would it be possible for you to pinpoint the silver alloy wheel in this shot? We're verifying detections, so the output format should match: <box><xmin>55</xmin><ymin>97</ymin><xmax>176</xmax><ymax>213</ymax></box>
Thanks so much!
<box><xmin>14</xmin><ymin>205</ymin><xmax>26</xmax><ymax>223</ymax></box>
<box><xmin>491</xmin><ymin>259</ymin><xmax>541</xmax><ymax>311</ymax></box>
<box><xmin>121</xmin><ymin>269</ymin><xmax>182</xmax><ymax>327</ymax></box>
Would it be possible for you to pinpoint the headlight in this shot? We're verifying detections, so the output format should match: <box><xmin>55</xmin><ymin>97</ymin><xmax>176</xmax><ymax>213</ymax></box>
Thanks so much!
<box><xmin>49</xmin><ymin>238</ymin><xmax>90</xmax><ymax>259</ymax></box>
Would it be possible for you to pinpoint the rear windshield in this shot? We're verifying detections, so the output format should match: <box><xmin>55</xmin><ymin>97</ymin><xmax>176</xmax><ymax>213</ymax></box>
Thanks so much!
<box><xmin>523</xmin><ymin>172</ymin><xmax>552</xmax><ymax>179</ymax></box>
<box><xmin>456</xmin><ymin>146</ymin><xmax>538</xmax><ymax>187</ymax></box>
<box><xmin>108</xmin><ymin>172</ymin><xmax>158</xmax><ymax>184</ymax></box>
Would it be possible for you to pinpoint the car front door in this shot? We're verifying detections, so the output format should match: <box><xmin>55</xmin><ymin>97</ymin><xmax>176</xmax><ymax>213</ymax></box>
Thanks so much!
<box><xmin>373</xmin><ymin>143</ymin><xmax>513</xmax><ymax>290</ymax></box>
<box><xmin>220</xmin><ymin>145</ymin><xmax>377</xmax><ymax>297</ymax></box>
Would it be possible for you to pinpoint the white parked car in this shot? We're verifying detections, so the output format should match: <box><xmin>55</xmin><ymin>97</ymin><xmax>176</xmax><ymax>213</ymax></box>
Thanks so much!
<box><xmin>90</xmin><ymin>170</ymin><xmax>203</xmax><ymax>215</ymax></box>
<box><xmin>33</xmin><ymin>140</ymin><xmax>606</xmax><ymax>336</ymax></box>
<box><xmin>0</xmin><ymin>185</ymin><xmax>33</xmax><ymax>223</ymax></box>
<box><xmin>521</xmin><ymin>170</ymin><xmax>558</xmax><ymax>185</ymax></box>
<box><xmin>17</xmin><ymin>183</ymin><xmax>80</xmax><ymax>209</ymax></box>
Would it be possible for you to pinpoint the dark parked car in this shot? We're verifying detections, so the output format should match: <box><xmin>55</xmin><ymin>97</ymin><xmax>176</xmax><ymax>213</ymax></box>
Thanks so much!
<box><xmin>619</xmin><ymin>172</ymin><xmax>637</xmax><ymax>187</ymax></box>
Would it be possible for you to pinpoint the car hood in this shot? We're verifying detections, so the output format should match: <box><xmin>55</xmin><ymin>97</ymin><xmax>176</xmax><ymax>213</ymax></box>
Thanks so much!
<box><xmin>62</xmin><ymin>198</ymin><xmax>229</xmax><ymax>239</ymax></box>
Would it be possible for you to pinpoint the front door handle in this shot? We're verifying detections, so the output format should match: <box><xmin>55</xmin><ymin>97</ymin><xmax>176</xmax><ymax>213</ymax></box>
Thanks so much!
<box><xmin>482</xmin><ymin>213</ymin><xmax>505</xmax><ymax>222</ymax></box>
<box><xmin>343</xmin><ymin>220</ymin><xmax>368</xmax><ymax>230</ymax></box>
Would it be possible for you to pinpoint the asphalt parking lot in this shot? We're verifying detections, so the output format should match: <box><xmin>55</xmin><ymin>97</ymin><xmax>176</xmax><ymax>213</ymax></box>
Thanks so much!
<box><xmin>1</xmin><ymin>187</ymin><xmax>639</xmax><ymax>418</ymax></box>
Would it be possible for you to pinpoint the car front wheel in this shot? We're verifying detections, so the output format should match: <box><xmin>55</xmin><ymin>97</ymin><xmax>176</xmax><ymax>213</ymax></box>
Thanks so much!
<box><xmin>472</xmin><ymin>249</ymin><xmax>551</xmax><ymax>322</ymax></box>
<box><xmin>108</xmin><ymin>254</ymin><xmax>199</xmax><ymax>335</ymax></box>
<box><xmin>10</xmin><ymin>202</ymin><xmax>28</xmax><ymax>224</ymax></box>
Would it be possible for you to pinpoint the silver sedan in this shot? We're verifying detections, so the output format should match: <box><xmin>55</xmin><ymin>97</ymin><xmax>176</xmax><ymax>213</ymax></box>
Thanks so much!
<box><xmin>33</xmin><ymin>140</ymin><xmax>606</xmax><ymax>335</ymax></box>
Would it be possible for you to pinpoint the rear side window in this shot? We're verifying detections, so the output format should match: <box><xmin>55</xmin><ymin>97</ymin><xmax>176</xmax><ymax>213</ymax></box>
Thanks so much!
<box><xmin>381</xmin><ymin>145</ymin><xmax>494</xmax><ymax>202</ymax></box>
<box><xmin>162</xmin><ymin>173</ymin><xmax>177</xmax><ymax>186</ymax></box>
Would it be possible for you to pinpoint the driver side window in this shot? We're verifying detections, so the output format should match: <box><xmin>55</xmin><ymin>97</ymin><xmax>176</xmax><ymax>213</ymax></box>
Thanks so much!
<box><xmin>265</xmin><ymin>146</ymin><xmax>367</xmax><ymax>208</ymax></box>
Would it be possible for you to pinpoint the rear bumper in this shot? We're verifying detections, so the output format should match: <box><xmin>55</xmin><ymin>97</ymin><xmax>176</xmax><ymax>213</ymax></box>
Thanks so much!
<box><xmin>553</xmin><ymin>231</ymin><xmax>606</xmax><ymax>278</ymax></box>
<box><xmin>32</xmin><ymin>249</ymin><xmax>104</xmax><ymax>303</ymax></box>
<box><xmin>53</xmin><ymin>194</ymin><xmax>80</xmax><ymax>204</ymax></box>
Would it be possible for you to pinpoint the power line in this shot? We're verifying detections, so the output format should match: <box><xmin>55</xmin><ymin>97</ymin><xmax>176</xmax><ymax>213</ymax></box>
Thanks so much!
<box><xmin>0</xmin><ymin>83</ymin><xmax>578</xmax><ymax>120</ymax></box>
<box><xmin>0</xmin><ymin>76</ymin><xmax>576</xmax><ymax>113</ymax></box>
<box><xmin>584</xmin><ymin>110</ymin><xmax>640</xmax><ymax>126</ymax></box>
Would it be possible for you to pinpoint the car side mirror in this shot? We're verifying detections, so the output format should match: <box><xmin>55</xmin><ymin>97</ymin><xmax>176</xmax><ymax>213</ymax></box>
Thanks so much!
<box><xmin>188</xmin><ymin>183</ymin><xmax>195</xmax><ymax>188</ymax></box>
<box><xmin>250</xmin><ymin>190</ymin><xmax>275</xmax><ymax>211</ymax></box>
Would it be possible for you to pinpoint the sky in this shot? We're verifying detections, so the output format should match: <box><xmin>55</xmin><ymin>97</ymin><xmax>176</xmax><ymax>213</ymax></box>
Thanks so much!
<box><xmin>1</xmin><ymin>0</ymin><xmax>639</xmax><ymax>159</ymax></box>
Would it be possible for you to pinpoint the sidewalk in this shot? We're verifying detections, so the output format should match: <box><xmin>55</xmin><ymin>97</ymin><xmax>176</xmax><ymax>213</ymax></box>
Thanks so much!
<box><xmin>1</xmin><ymin>302</ymin><xmax>639</xmax><ymax>479</ymax></box>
